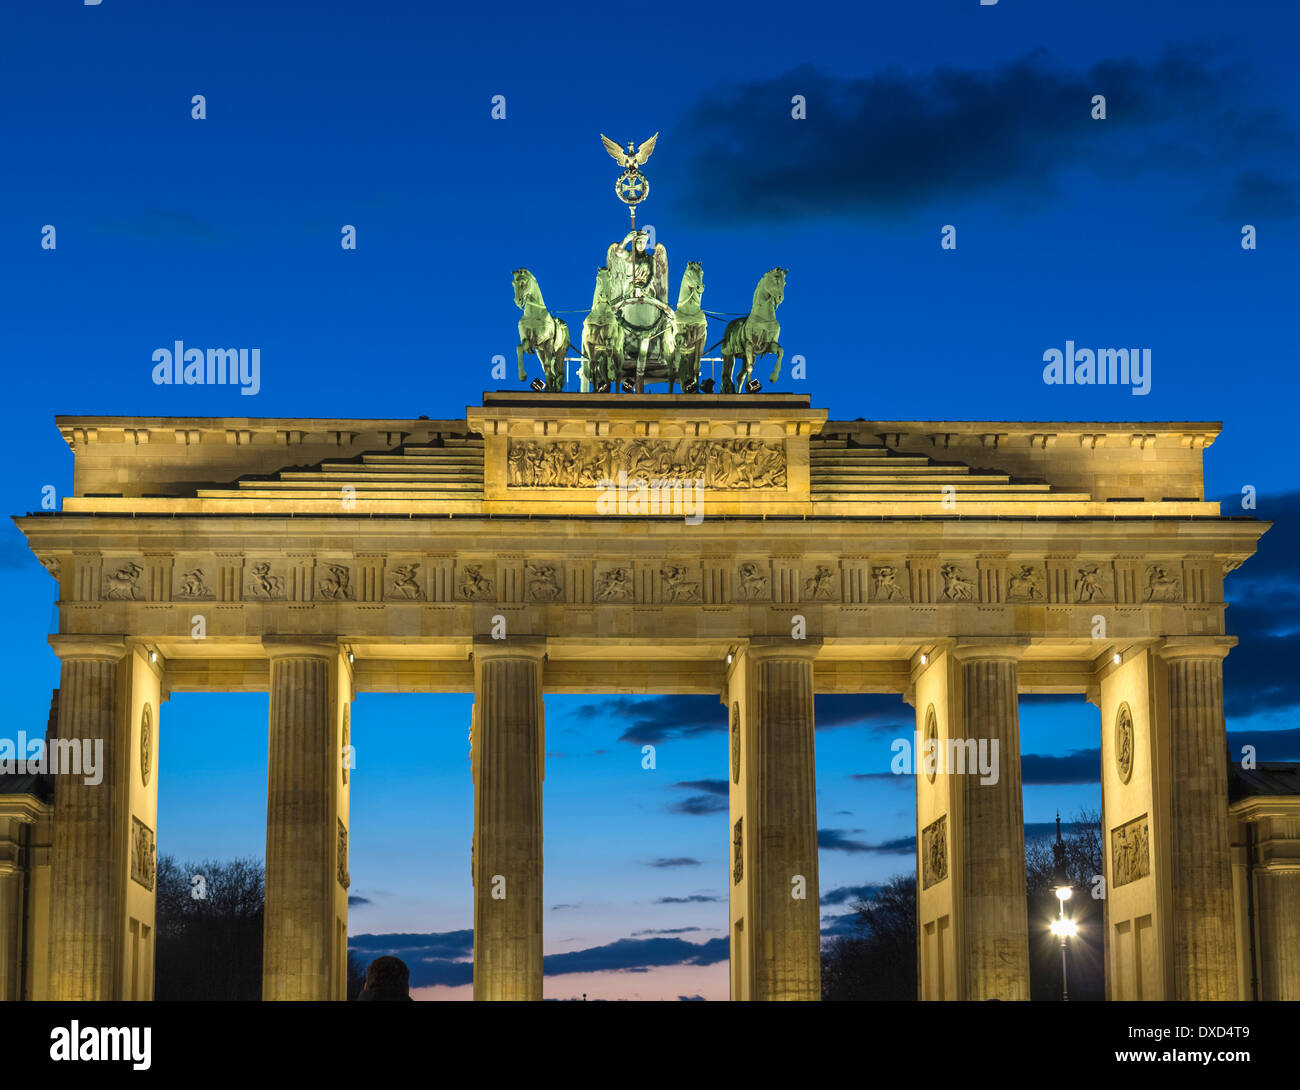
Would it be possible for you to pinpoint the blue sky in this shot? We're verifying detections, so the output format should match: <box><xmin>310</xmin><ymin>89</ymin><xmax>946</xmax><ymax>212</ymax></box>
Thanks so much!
<box><xmin>3</xmin><ymin>0</ymin><xmax>1298</xmax><ymax>998</ymax></box>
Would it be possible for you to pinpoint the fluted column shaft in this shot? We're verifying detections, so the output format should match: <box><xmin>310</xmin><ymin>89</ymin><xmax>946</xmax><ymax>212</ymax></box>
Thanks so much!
<box><xmin>1163</xmin><ymin>648</ymin><xmax>1237</xmax><ymax>1000</ymax></box>
<box><xmin>749</xmin><ymin>645</ymin><xmax>819</xmax><ymax>1001</ymax></box>
<box><xmin>953</xmin><ymin>647</ymin><xmax>1029</xmax><ymax>1000</ymax></box>
<box><xmin>47</xmin><ymin>639</ymin><xmax>126</xmax><ymax>1001</ymax></box>
<box><xmin>1256</xmin><ymin>870</ymin><xmax>1300</xmax><ymax>1000</ymax></box>
<box><xmin>263</xmin><ymin>642</ymin><xmax>337</xmax><ymax>1001</ymax></box>
<box><xmin>472</xmin><ymin>643</ymin><xmax>544</xmax><ymax>1001</ymax></box>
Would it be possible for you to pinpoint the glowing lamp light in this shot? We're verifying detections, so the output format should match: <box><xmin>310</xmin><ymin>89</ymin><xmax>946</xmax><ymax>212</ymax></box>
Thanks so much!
<box><xmin>1050</xmin><ymin>918</ymin><xmax>1078</xmax><ymax>939</ymax></box>
<box><xmin>1056</xmin><ymin>885</ymin><xmax>1072</xmax><ymax>901</ymax></box>
<box><xmin>1113</xmin><ymin>652</ymin><xmax>1122</xmax><ymax>665</ymax></box>
<box><xmin>920</xmin><ymin>652</ymin><xmax>928</xmax><ymax>665</ymax></box>
<box><xmin>149</xmin><ymin>650</ymin><xmax>158</xmax><ymax>663</ymax></box>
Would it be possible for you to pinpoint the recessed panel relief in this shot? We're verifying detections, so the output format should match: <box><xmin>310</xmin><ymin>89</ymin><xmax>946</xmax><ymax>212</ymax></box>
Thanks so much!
<box><xmin>921</xmin><ymin>814</ymin><xmax>948</xmax><ymax>889</ymax></box>
<box><xmin>733</xmin><ymin>817</ymin><xmax>743</xmax><ymax>885</ymax></box>
<box><xmin>1111</xmin><ymin>814</ymin><xmax>1150</xmax><ymax>887</ymax></box>
<box><xmin>131</xmin><ymin>816</ymin><xmax>156</xmax><ymax>892</ymax></box>
<box><xmin>505</xmin><ymin>437</ymin><xmax>787</xmax><ymax>490</ymax></box>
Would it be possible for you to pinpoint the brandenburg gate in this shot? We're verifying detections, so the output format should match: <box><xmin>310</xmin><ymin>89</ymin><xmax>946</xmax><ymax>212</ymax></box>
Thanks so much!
<box><xmin>3</xmin><ymin>392</ymin><xmax>1272</xmax><ymax>1001</ymax></box>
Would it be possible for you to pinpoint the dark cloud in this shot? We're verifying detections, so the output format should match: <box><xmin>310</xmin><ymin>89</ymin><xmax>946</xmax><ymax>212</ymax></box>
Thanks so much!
<box><xmin>349</xmin><ymin>929</ymin><xmax>728</xmax><ymax>987</ymax></box>
<box><xmin>819</xmin><ymin>828</ymin><xmax>915</xmax><ymax>855</ymax></box>
<box><xmin>632</xmin><ymin>926</ymin><xmax>704</xmax><ymax>936</ymax></box>
<box><xmin>668</xmin><ymin>794</ymin><xmax>728</xmax><ymax>816</ymax></box>
<box><xmin>820</xmin><ymin>884</ymin><xmax>883</xmax><ymax>906</ymax></box>
<box><xmin>678</xmin><ymin>994</ymin><xmax>707</xmax><ymax>1001</ymax></box>
<box><xmin>1021</xmin><ymin>749</ymin><xmax>1100</xmax><ymax>786</ymax></box>
<box><xmin>673</xmin><ymin>779</ymin><xmax>728</xmax><ymax>797</ymax></box>
<box><xmin>815</xmin><ymin>694</ymin><xmax>910</xmax><ymax>734</ymax></box>
<box><xmin>543</xmin><ymin>937</ymin><xmax>728</xmax><ymax>975</ymax></box>
<box><xmin>347</xmin><ymin>895</ymin><xmax>371</xmax><ymax>907</ymax></box>
<box><xmin>572</xmin><ymin>695</ymin><xmax>723</xmax><ymax>745</ymax></box>
<box><xmin>551</xmin><ymin>903</ymin><xmax>578</xmax><ymax>912</ymax></box>
<box><xmin>655</xmin><ymin>894</ymin><xmax>722</xmax><ymax>904</ymax></box>
<box><xmin>648</xmin><ymin>857</ymin><xmax>702</xmax><ymax>868</ymax></box>
<box><xmin>820</xmin><ymin>911</ymin><xmax>867</xmax><ymax>939</ymax></box>
<box><xmin>664</xmin><ymin>46</ymin><xmax>1297</xmax><ymax>226</ymax></box>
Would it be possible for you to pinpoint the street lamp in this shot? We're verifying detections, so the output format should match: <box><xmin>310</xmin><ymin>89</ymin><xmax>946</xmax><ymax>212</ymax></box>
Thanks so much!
<box><xmin>1049</xmin><ymin>811</ymin><xmax>1076</xmax><ymax>1001</ymax></box>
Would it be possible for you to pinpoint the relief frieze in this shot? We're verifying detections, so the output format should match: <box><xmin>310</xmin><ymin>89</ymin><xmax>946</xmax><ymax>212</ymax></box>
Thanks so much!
<box><xmin>506</xmin><ymin>437</ymin><xmax>787</xmax><ymax>490</ymax></box>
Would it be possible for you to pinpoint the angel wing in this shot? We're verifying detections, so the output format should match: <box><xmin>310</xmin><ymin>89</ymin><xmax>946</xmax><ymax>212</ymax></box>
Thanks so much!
<box><xmin>600</xmin><ymin>134</ymin><xmax>630</xmax><ymax>169</ymax></box>
<box><xmin>634</xmin><ymin>132</ymin><xmax>658</xmax><ymax>166</ymax></box>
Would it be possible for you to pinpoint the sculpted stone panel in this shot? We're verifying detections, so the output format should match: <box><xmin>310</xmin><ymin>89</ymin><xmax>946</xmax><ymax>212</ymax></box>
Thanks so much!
<box><xmin>506</xmin><ymin>438</ymin><xmax>786</xmax><ymax>490</ymax></box>
<box><xmin>1006</xmin><ymin>564</ymin><xmax>1046</xmax><ymax>602</ymax></box>
<box><xmin>246</xmin><ymin>561</ymin><xmax>286</xmax><ymax>600</ymax></box>
<box><xmin>939</xmin><ymin>564</ymin><xmax>975</xmax><ymax>602</ymax></box>
<box><xmin>660</xmin><ymin>565</ymin><xmax>701</xmax><ymax>603</ymax></box>
<box><xmin>103</xmin><ymin>561</ymin><xmax>144</xmax><ymax>601</ymax></box>
<box><xmin>733</xmin><ymin>817</ymin><xmax>743</xmax><ymax>885</ymax></box>
<box><xmin>457</xmin><ymin>563</ymin><xmax>495</xmax><ymax>601</ymax></box>
<box><xmin>922</xmin><ymin>814</ymin><xmax>948</xmax><ymax>889</ymax></box>
<box><xmin>175</xmin><ymin>566</ymin><xmax>214</xmax><ymax>600</ymax></box>
<box><xmin>595</xmin><ymin>565</ymin><xmax>634</xmax><ymax>602</ymax></box>
<box><xmin>801</xmin><ymin>564</ymin><xmax>838</xmax><ymax>601</ymax></box>
<box><xmin>1144</xmin><ymin>564</ymin><xmax>1183</xmax><ymax>602</ymax></box>
<box><xmin>871</xmin><ymin>564</ymin><xmax>907</xmax><ymax>602</ymax></box>
<box><xmin>1073</xmin><ymin>563</ymin><xmax>1112</xmax><ymax>603</ymax></box>
<box><xmin>318</xmin><ymin>564</ymin><xmax>354</xmax><ymax>600</ymax></box>
<box><xmin>131</xmin><ymin>816</ymin><xmax>156</xmax><ymax>891</ymax></box>
<box><xmin>526</xmin><ymin>563</ymin><xmax>562</xmax><ymax>601</ymax></box>
<box><xmin>736</xmin><ymin>562</ymin><xmax>770</xmax><ymax>601</ymax></box>
<box><xmin>1111</xmin><ymin>814</ymin><xmax>1150</xmax><ymax>887</ymax></box>
<box><xmin>386</xmin><ymin>562</ymin><xmax>423</xmax><ymax>600</ymax></box>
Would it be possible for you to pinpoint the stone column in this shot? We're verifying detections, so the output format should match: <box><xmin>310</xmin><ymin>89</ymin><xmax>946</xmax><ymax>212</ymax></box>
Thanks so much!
<box><xmin>950</xmin><ymin>642</ymin><xmax>1029</xmax><ymax>1000</ymax></box>
<box><xmin>729</xmin><ymin>640</ymin><xmax>820</xmax><ymax>1001</ymax></box>
<box><xmin>1158</xmin><ymin>640</ymin><xmax>1238</xmax><ymax>1000</ymax></box>
<box><xmin>262</xmin><ymin>639</ymin><xmax>346</xmax><ymax>1001</ymax></box>
<box><xmin>46</xmin><ymin>635</ymin><xmax>127</xmax><ymax>1001</ymax></box>
<box><xmin>471</xmin><ymin>641</ymin><xmax>544</xmax><ymax>1001</ymax></box>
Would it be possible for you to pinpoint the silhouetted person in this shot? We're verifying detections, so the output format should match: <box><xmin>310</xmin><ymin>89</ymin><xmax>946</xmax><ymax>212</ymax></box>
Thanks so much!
<box><xmin>358</xmin><ymin>956</ymin><xmax>414</xmax><ymax>1001</ymax></box>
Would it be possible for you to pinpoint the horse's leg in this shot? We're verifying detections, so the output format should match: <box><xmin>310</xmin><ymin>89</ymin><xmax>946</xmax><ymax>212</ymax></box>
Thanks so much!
<box><xmin>769</xmin><ymin>342</ymin><xmax>784</xmax><ymax>385</ymax></box>
<box><xmin>743</xmin><ymin>350</ymin><xmax>755</xmax><ymax>392</ymax></box>
<box><xmin>517</xmin><ymin>343</ymin><xmax>528</xmax><ymax>383</ymax></box>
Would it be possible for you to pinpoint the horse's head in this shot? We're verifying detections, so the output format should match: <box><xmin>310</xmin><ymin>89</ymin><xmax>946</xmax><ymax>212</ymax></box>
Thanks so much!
<box><xmin>766</xmin><ymin>267</ymin><xmax>787</xmax><ymax>305</ymax></box>
<box><xmin>512</xmin><ymin>268</ymin><xmax>535</xmax><ymax>308</ymax></box>
<box><xmin>677</xmin><ymin>261</ymin><xmax>705</xmax><ymax>307</ymax></box>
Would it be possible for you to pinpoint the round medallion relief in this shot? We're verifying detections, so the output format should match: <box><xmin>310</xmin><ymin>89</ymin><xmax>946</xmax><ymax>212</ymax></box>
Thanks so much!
<box><xmin>342</xmin><ymin>705</ymin><xmax>351</xmax><ymax>786</ymax></box>
<box><xmin>730</xmin><ymin>702</ymin><xmax>741</xmax><ymax>784</ymax></box>
<box><xmin>140</xmin><ymin>704</ymin><xmax>153</xmax><ymax>787</ymax></box>
<box><xmin>1115</xmin><ymin>702</ymin><xmax>1134</xmax><ymax>785</ymax></box>
<box><xmin>924</xmin><ymin>706</ymin><xmax>938</xmax><ymax>783</ymax></box>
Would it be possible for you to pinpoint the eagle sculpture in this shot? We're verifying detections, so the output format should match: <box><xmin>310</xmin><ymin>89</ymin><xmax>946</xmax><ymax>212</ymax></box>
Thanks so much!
<box><xmin>600</xmin><ymin>132</ymin><xmax>658</xmax><ymax>171</ymax></box>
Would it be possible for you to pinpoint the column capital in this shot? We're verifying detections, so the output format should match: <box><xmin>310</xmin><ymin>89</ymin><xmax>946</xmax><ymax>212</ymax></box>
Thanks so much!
<box><xmin>949</xmin><ymin>638</ymin><xmax>1029</xmax><ymax>663</ymax></box>
<box><xmin>740</xmin><ymin>637</ymin><xmax>823</xmax><ymax>662</ymax></box>
<box><xmin>47</xmin><ymin>634</ymin><xmax>127</xmax><ymax>663</ymax></box>
<box><xmin>471</xmin><ymin>637</ymin><xmax>547</xmax><ymax>663</ymax></box>
<box><xmin>262</xmin><ymin>636</ymin><xmax>340</xmax><ymax>661</ymax></box>
<box><xmin>1155</xmin><ymin>636</ymin><xmax>1237</xmax><ymax>663</ymax></box>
